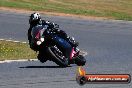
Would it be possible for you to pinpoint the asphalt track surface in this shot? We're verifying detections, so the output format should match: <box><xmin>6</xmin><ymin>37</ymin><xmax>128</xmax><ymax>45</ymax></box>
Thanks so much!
<box><xmin>0</xmin><ymin>11</ymin><xmax>132</xmax><ymax>88</ymax></box>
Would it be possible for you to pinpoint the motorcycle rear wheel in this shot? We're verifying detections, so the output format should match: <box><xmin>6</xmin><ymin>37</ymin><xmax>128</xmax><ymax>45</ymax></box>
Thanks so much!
<box><xmin>37</xmin><ymin>51</ymin><xmax>47</xmax><ymax>63</ymax></box>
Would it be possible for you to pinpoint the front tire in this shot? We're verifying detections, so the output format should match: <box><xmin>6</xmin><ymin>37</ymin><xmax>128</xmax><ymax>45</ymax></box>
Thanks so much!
<box><xmin>75</xmin><ymin>55</ymin><xmax>86</xmax><ymax>66</ymax></box>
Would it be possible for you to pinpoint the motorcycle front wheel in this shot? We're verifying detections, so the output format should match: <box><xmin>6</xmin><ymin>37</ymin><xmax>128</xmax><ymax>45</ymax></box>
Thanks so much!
<box><xmin>75</xmin><ymin>55</ymin><xmax>86</xmax><ymax>66</ymax></box>
<box><xmin>47</xmin><ymin>46</ymin><xmax>69</xmax><ymax>67</ymax></box>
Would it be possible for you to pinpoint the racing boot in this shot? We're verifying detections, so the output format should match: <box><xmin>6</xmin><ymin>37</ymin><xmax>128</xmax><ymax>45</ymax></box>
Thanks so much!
<box><xmin>58</xmin><ymin>30</ymin><xmax>79</xmax><ymax>47</ymax></box>
<box><xmin>67</xmin><ymin>36</ymin><xmax>79</xmax><ymax>47</ymax></box>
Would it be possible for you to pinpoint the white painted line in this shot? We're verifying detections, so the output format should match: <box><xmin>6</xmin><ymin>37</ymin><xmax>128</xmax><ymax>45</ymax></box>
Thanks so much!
<box><xmin>0</xmin><ymin>39</ymin><xmax>4</xmax><ymax>40</ymax></box>
<box><xmin>0</xmin><ymin>38</ymin><xmax>28</xmax><ymax>44</ymax></box>
<box><xmin>0</xmin><ymin>59</ymin><xmax>38</xmax><ymax>63</ymax></box>
<box><xmin>22</xmin><ymin>42</ymin><xmax>28</xmax><ymax>44</ymax></box>
<box><xmin>14</xmin><ymin>41</ymin><xmax>20</xmax><ymax>43</ymax></box>
<box><xmin>6</xmin><ymin>40</ymin><xmax>12</xmax><ymax>42</ymax></box>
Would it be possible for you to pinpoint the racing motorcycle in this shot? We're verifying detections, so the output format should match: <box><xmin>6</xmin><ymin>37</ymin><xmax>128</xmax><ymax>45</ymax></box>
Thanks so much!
<box><xmin>31</xmin><ymin>25</ymin><xmax>86</xmax><ymax>67</ymax></box>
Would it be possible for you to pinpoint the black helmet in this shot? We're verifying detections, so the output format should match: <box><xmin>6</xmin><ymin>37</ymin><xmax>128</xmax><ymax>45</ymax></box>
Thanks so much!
<box><xmin>29</xmin><ymin>12</ymin><xmax>41</xmax><ymax>25</ymax></box>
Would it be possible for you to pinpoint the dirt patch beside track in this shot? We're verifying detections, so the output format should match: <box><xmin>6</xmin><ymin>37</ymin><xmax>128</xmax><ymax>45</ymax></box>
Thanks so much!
<box><xmin>0</xmin><ymin>7</ymin><xmax>108</xmax><ymax>20</ymax></box>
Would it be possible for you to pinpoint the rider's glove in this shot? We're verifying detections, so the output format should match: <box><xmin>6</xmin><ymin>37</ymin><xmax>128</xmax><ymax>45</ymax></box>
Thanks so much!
<box><xmin>46</xmin><ymin>21</ymin><xmax>59</xmax><ymax>29</ymax></box>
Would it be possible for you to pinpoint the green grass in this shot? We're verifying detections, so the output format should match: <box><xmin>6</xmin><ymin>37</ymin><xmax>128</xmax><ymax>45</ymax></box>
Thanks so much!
<box><xmin>0</xmin><ymin>40</ymin><xmax>37</xmax><ymax>61</ymax></box>
<box><xmin>0</xmin><ymin>0</ymin><xmax>132</xmax><ymax>20</ymax></box>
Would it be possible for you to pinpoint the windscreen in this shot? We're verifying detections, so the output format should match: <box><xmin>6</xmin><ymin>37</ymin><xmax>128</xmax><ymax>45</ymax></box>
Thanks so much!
<box><xmin>31</xmin><ymin>25</ymin><xmax>47</xmax><ymax>39</ymax></box>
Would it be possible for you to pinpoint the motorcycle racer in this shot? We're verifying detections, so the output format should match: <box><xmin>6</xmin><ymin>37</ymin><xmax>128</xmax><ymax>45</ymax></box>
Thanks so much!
<box><xmin>27</xmin><ymin>12</ymin><xmax>86</xmax><ymax>66</ymax></box>
<box><xmin>28</xmin><ymin>12</ymin><xmax>79</xmax><ymax>51</ymax></box>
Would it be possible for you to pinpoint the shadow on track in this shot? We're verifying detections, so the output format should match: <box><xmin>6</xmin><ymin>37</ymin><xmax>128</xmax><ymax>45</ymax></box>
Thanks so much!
<box><xmin>19</xmin><ymin>65</ymin><xmax>71</xmax><ymax>68</ymax></box>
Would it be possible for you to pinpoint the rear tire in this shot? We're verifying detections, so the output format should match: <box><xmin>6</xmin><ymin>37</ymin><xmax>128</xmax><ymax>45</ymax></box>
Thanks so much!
<box><xmin>37</xmin><ymin>52</ymin><xmax>47</xmax><ymax>63</ymax></box>
<box><xmin>75</xmin><ymin>55</ymin><xmax>86</xmax><ymax>66</ymax></box>
<box><xmin>47</xmin><ymin>47</ymin><xmax>69</xmax><ymax>67</ymax></box>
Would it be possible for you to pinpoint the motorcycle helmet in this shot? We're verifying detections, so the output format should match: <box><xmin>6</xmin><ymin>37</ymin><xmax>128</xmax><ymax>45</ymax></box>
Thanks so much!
<box><xmin>29</xmin><ymin>12</ymin><xmax>41</xmax><ymax>25</ymax></box>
